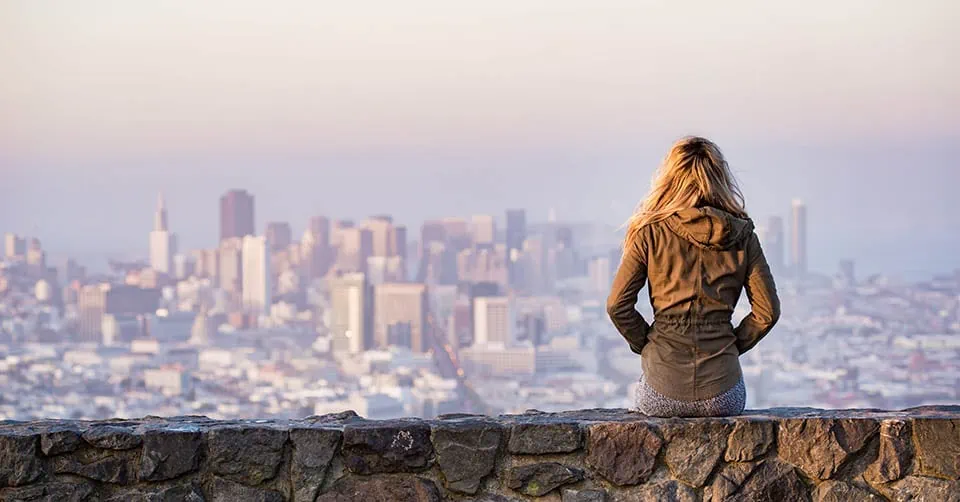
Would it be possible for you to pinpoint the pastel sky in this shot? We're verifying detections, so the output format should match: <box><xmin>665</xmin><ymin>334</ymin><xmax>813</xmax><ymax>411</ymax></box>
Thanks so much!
<box><xmin>1</xmin><ymin>0</ymin><xmax>957</xmax><ymax>277</ymax></box>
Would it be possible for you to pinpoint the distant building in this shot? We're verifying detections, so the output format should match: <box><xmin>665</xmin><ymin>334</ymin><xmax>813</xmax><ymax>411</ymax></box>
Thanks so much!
<box><xmin>471</xmin><ymin>214</ymin><xmax>496</xmax><ymax>246</ymax></box>
<box><xmin>374</xmin><ymin>282</ymin><xmax>428</xmax><ymax>352</ymax></box>
<box><xmin>265</xmin><ymin>221</ymin><xmax>292</xmax><ymax>252</ymax></box>
<box><xmin>473</xmin><ymin>296</ymin><xmax>515</xmax><ymax>346</ymax></box>
<box><xmin>78</xmin><ymin>283</ymin><xmax>160</xmax><ymax>343</ymax></box>
<box><xmin>587</xmin><ymin>255</ymin><xmax>612</xmax><ymax>295</ymax></box>
<box><xmin>328</xmin><ymin>273</ymin><xmax>373</xmax><ymax>354</ymax></box>
<box><xmin>220</xmin><ymin>189</ymin><xmax>255</xmax><ymax>242</ymax></box>
<box><xmin>457</xmin><ymin>244</ymin><xmax>508</xmax><ymax>289</ymax></box>
<box><xmin>3</xmin><ymin>233</ymin><xmax>25</xmax><ymax>260</ymax></box>
<box><xmin>149</xmin><ymin>193</ymin><xmax>176</xmax><ymax>274</ymax></box>
<box><xmin>336</xmin><ymin>227</ymin><xmax>373</xmax><ymax>274</ymax></box>
<box><xmin>241</xmin><ymin>235</ymin><xmax>271</xmax><ymax>315</ymax></box>
<box><xmin>144</xmin><ymin>366</ymin><xmax>191</xmax><ymax>397</ymax></box>
<box><xmin>791</xmin><ymin>199</ymin><xmax>808</xmax><ymax>278</ymax></box>
<box><xmin>765</xmin><ymin>216</ymin><xmax>785</xmax><ymax>274</ymax></box>
<box><xmin>218</xmin><ymin>238</ymin><xmax>243</xmax><ymax>296</ymax></box>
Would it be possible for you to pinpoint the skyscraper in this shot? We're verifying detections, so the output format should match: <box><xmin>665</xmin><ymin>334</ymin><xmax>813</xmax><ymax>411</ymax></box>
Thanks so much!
<box><xmin>361</xmin><ymin>215</ymin><xmax>395</xmax><ymax>257</ymax></box>
<box><xmin>265</xmin><ymin>221</ymin><xmax>292</xmax><ymax>252</ymax></box>
<box><xmin>3</xmin><ymin>233</ymin><xmax>25</xmax><ymax>259</ymax></box>
<box><xmin>241</xmin><ymin>235</ymin><xmax>271</xmax><ymax>315</ymax></box>
<box><xmin>373</xmin><ymin>282</ymin><xmax>428</xmax><ymax>352</ymax></box>
<box><xmin>471</xmin><ymin>214</ymin><xmax>496</xmax><ymax>246</ymax></box>
<box><xmin>505</xmin><ymin>209</ymin><xmax>526</xmax><ymax>286</ymax></box>
<box><xmin>791</xmin><ymin>199</ymin><xmax>808</xmax><ymax>278</ymax></box>
<box><xmin>473</xmin><ymin>296</ymin><xmax>515</xmax><ymax>347</ymax></box>
<box><xmin>329</xmin><ymin>273</ymin><xmax>372</xmax><ymax>354</ymax></box>
<box><xmin>220</xmin><ymin>189</ymin><xmax>255</xmax><ymax>242</ymax></box>
<box><xmin>149</xmin><ymin>193</ymin><xmax>176</xmax><ymax>274</ymax></box>
<box><xmin>766</xmin><ymin>216</ymin><xmax>785</xmax><ymax>274</ymax></box>
<box><xmin>218</xmin><ymin>237</ymin><xmax>243</xmax><ymax>296</ymax></box>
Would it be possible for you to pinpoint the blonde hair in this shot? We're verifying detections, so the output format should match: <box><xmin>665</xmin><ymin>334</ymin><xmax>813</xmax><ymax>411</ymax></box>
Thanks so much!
<box><xmin>623</xmin><ymin>136</ymin><xmax>748</xmax><ymax>247</ymax></box>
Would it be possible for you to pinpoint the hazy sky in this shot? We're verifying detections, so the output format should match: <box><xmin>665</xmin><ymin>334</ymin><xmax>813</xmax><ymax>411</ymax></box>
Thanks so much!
<box><xmin>1</xmin><ymin>1</ymin><xmax>958</xmax><ymax>277</ymax></box>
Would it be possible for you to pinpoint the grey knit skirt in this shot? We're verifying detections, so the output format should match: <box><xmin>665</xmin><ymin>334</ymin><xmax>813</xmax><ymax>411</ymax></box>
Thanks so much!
<box><xmin>634</xmin><ymin>373</ymin><xmax>746</xmax><ymax>417</ymax></box>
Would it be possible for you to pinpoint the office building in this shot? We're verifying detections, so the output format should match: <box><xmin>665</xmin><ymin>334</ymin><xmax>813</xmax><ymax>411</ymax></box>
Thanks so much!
<box><xmin>149</xmin><ymin>193</ymin><xmax>176</xmax><ymax>274</ymax></box>
<box><xmin>328</xmin><ymin>273</ymin><xmax>372</xmax><ymax>354</ymax></box>
<box><xmin>3</xmin><ymin>233</ymin><xmax>25</xmax><ymax>260</ymax></box>
<box><xmin>241</xmin><ymin>235</ymin><xmax>271</xmax><ymax>315</ymax></box>
<box><xmin>220</xmin><ymin>189</ymin><xmax>255</xmax><ymax>242</ymax></box>
<box><xmin>471</xmin><ymin>214</ymin><xmax>496</xmax><ymax>246</ymax></box>
<box><xmin>473</xmin><ymin>296</ymin><xmax>515</xmax><ymax>346</ymax></box>
<box><xmin>218</xmin><ymin>238</ymin><xmax>243</xmax><ymax>295</ymax></box>
<box><xmin>766</xmin><ymin>216</ymin><xmax>785</xmax><ymax>274</ymax></box>
<box><xmin>265</xmin><ymin>221</ymin><xmax>292</xmax><ymax>252</ymax></box>
<box><xmin>374</xmin><ymin>282</ymin><xmax>428</xmax><ymax>352</ymax></box>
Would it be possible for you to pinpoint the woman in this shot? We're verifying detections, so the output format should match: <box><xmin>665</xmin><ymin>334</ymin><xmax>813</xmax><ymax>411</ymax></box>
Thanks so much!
<box><xmin>607</xmin><ymin>136</ymin><xmax>780</xmax><ymax>417</ymax></box>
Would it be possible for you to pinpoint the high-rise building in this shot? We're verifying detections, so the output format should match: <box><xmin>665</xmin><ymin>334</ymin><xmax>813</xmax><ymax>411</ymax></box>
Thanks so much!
<box><xmin>220</xmin><ymin>189</ymin><xmax>255</xmax><ymax>242</ymax></box>
<box><xmin>505</xmin><ymin>210</ymin><xmax>527</xmax><ymax>286</ymax></box>
<box><xmin>328</xmin><ymin>273</ymin><xmax>372</xmax><ymax>354</ymax></box>
<box><xmin>390</xmin><ymin>225</ymin><xmax>407</xmax><ymax>263</ymax></box>
<box><xmin>336</xmin><ymin>227</ymin><xmax>373</xmax><ymax>273</ymax></box>
<box><xmin>373</xmin><ymin>282</ymin><xmax>428</xmax><ymax>352</ymax></box>
<box><xmin>241</xmin><ymin>235</ymin><xmax>271</xmax><ymax>315</ymax></box>
<box><xmin>309</xmin><ymin>216</ymin><xmax>331</xmax><ymax>250</ymax></box>
<box><xmin>457</xmin><ymin>244</ymin><xmax>508</xmax><ymax>289</ymax></box>
<box><xmin>765</xmin><ymin>216</ymin><xmax>785</xmax><ymax>274</ymax></box>
<box><xmin>78</xmin><ymin>283</ymin><xmax>160</xmax><ymax>343</ymax></box>
<box><xmin>149</xmin><ymin>193</ymin><xmax>176</xmax><ymax>274</ymax></box>
<box><xmin>265</xmin><ymin>222</ymin><xmax>292</xmax><ymax>252</ymax></box>
<box><xmin>587</xmin><ymin>255</ymin><xmax>612</xmax><ymax>295</ymax></box>
<box><xmin>471</xmin><ymin>214</ymin><xmax>496</xmax><ymax>246</ymax></box>
<box><xmin>3</xmin><ymin>233</ymin><xmax>25</xmax><ymax>260</ymax></box>
<box><xmin>362</xmin><ymin>216</ymin><xmax>395</xmax><ymax>258</ymax></box>
<box><xmin>330</xmin><ymin>219</ymin><xmax>355</xmax><ymax>250</ymax></box>
<box><xmin>473</xmin><ymin>296</ymin><xmax>515</xmax><ymax>347</ymax></box>
<box><xmin>791</xmin><ymin>199</ymin><xmax>807</xmax><ymax>278</ymax></box>
<box><xmin>218</xmin><ymin>237</ymin><xmax>243</xmax><ymax>295</ymax></box>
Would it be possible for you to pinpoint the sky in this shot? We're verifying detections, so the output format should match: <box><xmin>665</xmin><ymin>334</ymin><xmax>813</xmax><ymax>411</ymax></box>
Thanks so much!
<box><xmin>1</xmin><ymin>0</ymin><xmax>958</xmax><ymax>278</ymax></box>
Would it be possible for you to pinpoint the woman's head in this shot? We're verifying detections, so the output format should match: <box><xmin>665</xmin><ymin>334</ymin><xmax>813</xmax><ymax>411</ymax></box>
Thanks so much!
<box><xmin>624</xmin><ymin>136</ymin><xmax>748</xmax><ymax>245</ymax></box>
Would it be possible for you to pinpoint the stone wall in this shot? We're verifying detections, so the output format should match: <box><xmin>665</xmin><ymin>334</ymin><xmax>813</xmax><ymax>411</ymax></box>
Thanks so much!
<box><xmin>1</xmin><ymin>406</ymin><xmax>958</xmax><ymax>502</ymax></box>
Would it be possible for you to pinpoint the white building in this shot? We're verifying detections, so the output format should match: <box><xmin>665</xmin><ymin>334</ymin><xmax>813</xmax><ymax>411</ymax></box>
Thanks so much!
<box><xmin>587</xmin><ymin>255</ymin><xmax>612</xmax><ymax>295</ymax></box>
<box><xmin>474</xmin><ymin>296</ymin><xmax>515</xmax><ymax>346</ymax></box>
<box><xmin>149</xmin><ymin>193</ymin><xmax>176</xmax><ymax>274</ymax></box>
<box><xmin>241</xmin><ymin>235</ymin><xmax>271</xmax><ymax>315</ymax></box>
<box><xmin>328</xmin><ymin>273</ymin><xmax>371</xmax><ymax>354</ymax></box>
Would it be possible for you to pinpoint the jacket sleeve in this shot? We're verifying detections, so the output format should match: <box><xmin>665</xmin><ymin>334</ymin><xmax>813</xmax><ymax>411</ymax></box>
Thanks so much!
<box><xmin>606</xmin><ymin>230</ymin><xmax>651</xmax><ymax>354</ymax></box>
<box><xmin>734</xmin><ymin>232</ymin><xmax>781</xmax><ymax>354</ymax></box>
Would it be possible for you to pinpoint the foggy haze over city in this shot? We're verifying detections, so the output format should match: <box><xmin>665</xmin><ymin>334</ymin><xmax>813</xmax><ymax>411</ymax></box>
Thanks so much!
<box><xmin>1</xmin><ymin>0</ymin><xmax>958</xmax><ymax>422</ymax></box>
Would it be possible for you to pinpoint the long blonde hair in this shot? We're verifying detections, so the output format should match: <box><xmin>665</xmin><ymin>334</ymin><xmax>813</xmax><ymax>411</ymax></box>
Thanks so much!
<box><xmin>623</xmin><ymin>136</ymin><xmax>748</xmax><ymax>247</ymax></box>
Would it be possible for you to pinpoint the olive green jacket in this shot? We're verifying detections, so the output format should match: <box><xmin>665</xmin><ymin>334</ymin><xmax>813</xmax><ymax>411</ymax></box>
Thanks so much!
<box><xmin>607</xmin><ymin>206</ymin><xmax>781</xmax><ymax>401</ymax></box>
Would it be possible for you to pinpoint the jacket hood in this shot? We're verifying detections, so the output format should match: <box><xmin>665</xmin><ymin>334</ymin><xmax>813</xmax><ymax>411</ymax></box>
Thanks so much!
<box><xmin>664</xmin><ymin>206</ymin><xmax>755</xmax><ymax>250</ymax></box>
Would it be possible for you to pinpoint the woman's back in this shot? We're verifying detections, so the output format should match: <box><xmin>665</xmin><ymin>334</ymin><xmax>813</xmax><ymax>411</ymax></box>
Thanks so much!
<box><xmin>608</xmin><ymin>205</ymin><xmax>779</xmax><ymax>403</ymax></box>
<box><xmin>606</xmin><ymin>136</ymin><xmax>780</xmax><ymax>416</ymax></box>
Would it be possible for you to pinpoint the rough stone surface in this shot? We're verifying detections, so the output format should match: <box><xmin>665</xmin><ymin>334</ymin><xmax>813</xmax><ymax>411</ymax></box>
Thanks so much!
<box><xmin>877</xmin><ymin>476</ymin><xmax>960</xmax><ymax>502</ymax></box>
<box><xmin>342</xmin><ymin>420</ymin><xmax>433</xmax><ymax>474</ymax></box>
<box><xmin>507</xmin><ymin>421</ymin><xmax>582</xmax><ymax>454</ymax></box>
<box><xmin>0</xmin><ymin>480</ymin><xmax>94</xmax><ymax>502</ymax></box>
<box><xmin>0</xmin><ymin>407</ymin><xmax>958</xmax><ymax>501</ymax></box>
<box><xmin>433</xmin><ymin>420</ymin><xmax>502</xmax><ymax>494</ymax></box>
<box><xmin>290</xmin><ymin>427</ymin><xmax>342</xmax><ymax>502</ymax></box>
<box><xmin>662</xmin><ymin>419</ymin><xmax>733</xmax><ymax>487</ymax></box>
<box><xmin>812</xmin><ymin>480</ymin><xmax>882</xmax><ymax>502</ymax></box>
<box><xmin>730</xmin><ymin>459</ymin><xmax>810</xmax><ymax>502</ymax></box>
<box><xmin>138</xmin><ymin>430</ymin><xmax>201</xmax><ymax>481</ymax></box>
<box><xmin>315</xmin><ymin>476</ymin><xmax>441</xmax><ymax>502</ymax></box>
<box><xmin>617</xmin><ymin>480</ymin><xmax>697</xmax><ymax>502</ymax></box>
<box><xmin>586</xmin><ymin>421</ymin><xmax>663</xmax><ymax>486</ymax></box>
<box><xmin>562</xmin><ymin>488</ymin><xmax>608</xmax><ymax>502</ymax></box>
<box><xmin>0</xmin><ymin>434</ymin><xmax>43</xmax><ymax>487</ymax></box>
<box><xmin>777</xmin><ymin>418</ymin><xmax>878</xmax><ymax>480</ymax></box>
<box><xmin>107</xmin><ymin>484</ymin><xmax>205</xmax><ymax>502</ymax></box>
<box><xmin>865</xmin><ymin>419</ymin><xmax>912</xmax><ymax>484</ymax></box>
<box><xmin>725</xmin><ymin>419</ymin><xmax>775</xmax><ymax>462</ymax></box>
<box><xmin>81</xmin><ymin>425</ymin><xmax>143</xmax><ymax>450</ymax></box>
<box><xmin>506</xmin><ymin>462</ymin><xmax>584</xmax><ymax>497</ymax></box>
<box><xmin>40</xmin><ymin>428</ymin><xmax>82</xmax><ymax>456</ymax></box>
<box><xmin>51</xmin><ymin>449</ymin><xmax>137</xmax><ymax>484</ymax></box>
<box><xmin>205</xmin><ymin>477</ymin><xmax>285</xmax><ymax>502</ymax></box>
<box><xmin>912</xmin><ymin>418</ymin><xmax>960</xmax><ymax>480</ymax></box>
<box><xmin>206</xmin><ymin>426</ymin><xmax>287</xmax><ymax>485</ymax></box>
